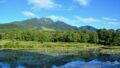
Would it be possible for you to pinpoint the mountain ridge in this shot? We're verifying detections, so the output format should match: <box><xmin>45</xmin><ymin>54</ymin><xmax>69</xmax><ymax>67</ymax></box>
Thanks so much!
<box><xmin>0</xmin><ymin>17</ymin><xmax>97</xmax><ymax>31</ymax></box>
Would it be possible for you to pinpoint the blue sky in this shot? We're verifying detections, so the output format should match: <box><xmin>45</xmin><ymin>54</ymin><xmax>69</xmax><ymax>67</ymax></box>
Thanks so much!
<box><xmin>0</xmin><ymin>0</ymin><xmax>120</xmax><ymax>29</ymax></box>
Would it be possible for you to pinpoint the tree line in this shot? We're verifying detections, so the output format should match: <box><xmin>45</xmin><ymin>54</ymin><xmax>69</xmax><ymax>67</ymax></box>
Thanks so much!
<box><xmin>0</xmin><ymin>29</ymin><xmax>119</xmax><ymax>46</ymax></box>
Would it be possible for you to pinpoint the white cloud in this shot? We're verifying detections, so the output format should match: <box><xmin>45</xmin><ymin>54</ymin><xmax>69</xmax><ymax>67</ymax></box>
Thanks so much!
<box><xmin>48</xmin><ymin>15</ymin><xmax>120</xmax><ymax>26</ymax></box>
<box><xmin>75</xmin><ymin>16</ymin><xmax>120</xmax><ymax>25</ymax></box>
<box><xmin>74</xmin><ymin>0</ymin><xmax>91</xmax><ymax>6</ymax></box>
<box><xmin>75</xmin><ymin>16</ymin><xmax>100</xmax><ymax>23</ymax></box>
<box><xmin>49</xmin><ymin>16</ymin><xmax>120</xmax><ymax>26</ymax></box>
<box><xmin>101</xmin><ymin>17</ymin><xmax>120</xmax><ymax>25</ymax></box>
<box><xmin>48</xmin><ymin>16</ymin><xmax>68</xmax><ymax>22</ymax></box>
<box><xmin>102</xmin><ymin>17</ymin><xmax>117</xmax><ymax>21</ymax></box>
<box><xmin>23</xmin><ymin>11</ymin><xmax>37</xmax><ymax>17</ymax></box>
<box><xmin>48</xmin><ymin>15</ymin><xmax>77</xmax><ymax>26</ymax></box>
<box><xmin>28</xmin><ymin>0</ymin><xmax>61</xmax><ymax>9</ymax></box>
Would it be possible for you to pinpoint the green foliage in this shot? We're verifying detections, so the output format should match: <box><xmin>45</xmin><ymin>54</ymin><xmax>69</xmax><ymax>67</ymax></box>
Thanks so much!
<box><xmin>0</xmin><ymin>29</ymin><xmax>119</xmax><ymax>46</ymax></box>
<box><xmin>79</xmin><ymin>31</ymin><xmax>89</xmax><ymax>43</ymax></box>
<box><xmin>98</xmin><ymin>29</ymin><xmax>113</xmax><ymax>45</ymax></box>
<box><xmin>112</xmin><ymin>31</ymin><xmax>120</xmax><ymax>46</ymax></box>
<box><xmin>88</xmin><ymin>31</ymin><xmax>99</xmax><ymax>43</ymax></box>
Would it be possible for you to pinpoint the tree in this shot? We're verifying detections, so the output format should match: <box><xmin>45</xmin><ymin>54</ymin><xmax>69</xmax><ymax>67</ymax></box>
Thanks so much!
<box><xmin>89</xmin><ymin>31</ymin><xmax>99</xmax><ymax>43</ymax></box>
<box><xmin>79</xmin><ymin>30</ymin><xmax>89</xmax><ymax>43</ymax></box>
<box><xmin>112</xmin><ymin>31</ymin><xmax>120</xmax><ymax>46</ymax></box>
<box><xmin>65</xmin><ymin>31</ymin><xmax>79</xmax><ymax>42</ymax></box>
<box><xmin>38</xmin><ymin>32</ymin><xmax>52</xmax><ymax>42</ymax></box>
<box><xmin>98</xmin><ymin>29</ymin><xmax>113</xmax><ymax>45</ymax></box>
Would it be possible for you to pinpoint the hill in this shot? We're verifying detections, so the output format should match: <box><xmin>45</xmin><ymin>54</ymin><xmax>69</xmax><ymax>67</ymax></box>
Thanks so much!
<box><xmin>0</xmin><ymin>18</ymin><xmax>78</xmax><ymax>31</ymax></box>
<box><xmin>79</xmin><ymin>26</ymin><xmax>97</xmax><ymax>31</ymax></box>
<box><xmin>0</xmin><ymin>17</ymin><xmax>98</xmax><ymax>31</ymax></box>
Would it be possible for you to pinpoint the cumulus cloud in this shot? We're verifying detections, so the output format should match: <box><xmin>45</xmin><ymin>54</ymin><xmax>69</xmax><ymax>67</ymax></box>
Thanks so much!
<box><xmin>75</xmin><ymin>16</ymin><xmax>100</xmax><ymax>23</ymax></box>
<box><xmin>48</xmin><ymin>15</ymin><xmax>77</xmax><ymax>26</ymax></box>
<box><xmin>28</xmin><ymin>0</ymin><xmax>61</xmax><ymax>9</ymax></box>
<box><xmin>23</xmin><ymin>11</ymin><xmax>37</xmax><ymax>17</ymax></box>
<box><xmin>74</xmin><ymin>0</ymin><xmax>91</xmax><ymax>6</ymax></box>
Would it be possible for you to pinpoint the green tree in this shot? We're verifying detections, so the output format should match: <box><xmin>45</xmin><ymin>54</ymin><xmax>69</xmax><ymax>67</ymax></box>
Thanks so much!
<box><xmin>89</xmin><ymin>31</ymin><xmax>99</xmax><ymax>43</ymax></box>
<box><xmin>79</xmin><ymin>30</ymin><xmax>89</xmax><ymax>43</ymax></box>
<box><xmin>98</xmin><ymin>29</ymin><xmax>113</xmax><ymax>45</ymax></box>
<box><xmin>66</xmin><ymin>32</ymin><xmax>79</xmax><ymax>42</ymax></box>
<box><xmin>112</xmin><ymin>31</ymin><xmax>120</xmax><ymax>46</ymax></box>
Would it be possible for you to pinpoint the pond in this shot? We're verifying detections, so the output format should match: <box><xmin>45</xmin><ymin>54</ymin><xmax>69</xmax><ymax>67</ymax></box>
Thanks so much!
<box><xmin>0</xmin><ymin>49</ymin><xmax>120</xmax><ymax>68</ymax></box>
<box><xmin>52</xmin><ymin>60</ymin><xmax>120</xmax><ymax>68</ymax></box>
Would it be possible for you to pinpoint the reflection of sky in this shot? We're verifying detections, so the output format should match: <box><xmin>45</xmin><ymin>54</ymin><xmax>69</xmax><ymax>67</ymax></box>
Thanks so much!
<box><xmin>52</xmin><ymin>60</ymin><xmax>120</xmax><ymax>68</ymax></box>
<box><xmin>0</xmin><ymin>62</ymin><xmax>25</xmax><ymax>68</ymax></box>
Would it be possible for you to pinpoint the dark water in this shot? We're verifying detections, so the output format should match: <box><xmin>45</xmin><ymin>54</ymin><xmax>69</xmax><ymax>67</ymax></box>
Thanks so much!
<box><xmin>0</xmin><ymin>49</ymin><xmax>120</xmax><ymax>68</ymax></box>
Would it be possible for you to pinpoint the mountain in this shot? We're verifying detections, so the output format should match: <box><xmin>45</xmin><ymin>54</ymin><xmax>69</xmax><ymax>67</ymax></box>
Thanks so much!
<box><xmin>0</xmin><ymin>18</ymin><xmax>98</xmax><ymax>31</ymax></box>
<box><xmin>0</xmin><ymin>23</ymin><xmax>21</xmax><ymax>29</ymax></box>
<box><xmin>117</xmin><ymin>29</ymin><xmax>120</xmax><ymax>32</ymax></box>
<box><xmin>0</xmin><ymin>18</ymin><xmax>78</xmax><ymax>31</ymax></box>
<box><xmin>79</xmin><ymin>26</ymin><xmax>97</xmax><ymax>31</ymax></box>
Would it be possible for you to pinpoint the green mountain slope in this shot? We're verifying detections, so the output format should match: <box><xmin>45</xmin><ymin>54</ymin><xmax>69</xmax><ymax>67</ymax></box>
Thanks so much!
<box><xmin>0</xmin><ymin>18</ymin><xmax>78</xmax><ymax>31</ymax></box>
<box><xmin>0</xmin><ymin>17</ymin><xmax>98</xmax><ymax>31</ymax></box>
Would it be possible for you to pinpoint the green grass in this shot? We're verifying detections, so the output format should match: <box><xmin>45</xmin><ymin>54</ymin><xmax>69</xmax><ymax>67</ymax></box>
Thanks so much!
<box><xmin>0</xmin><ymin>40</ymin><xmax>120</xmax><ymax>54</ymax></box>
<box><xmin>0</xmin><ymin>40</ymin><xmax>102</xmax><ymax>48</ymax></box>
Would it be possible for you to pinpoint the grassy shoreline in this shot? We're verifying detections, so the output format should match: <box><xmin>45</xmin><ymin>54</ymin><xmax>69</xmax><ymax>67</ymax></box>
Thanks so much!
<box><xmin>0</xmin><ymin>40</ymin><xmax>120</xmax><ymax>54</ymax></box>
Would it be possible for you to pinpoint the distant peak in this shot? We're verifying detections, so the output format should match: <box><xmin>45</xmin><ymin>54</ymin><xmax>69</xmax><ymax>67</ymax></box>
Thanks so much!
<box><xmin>28</xmin><ymin>18</ymin><xmax>38</xmax><ymax>20</ymax></box>
<box><xmin>79</xmin><ymin>26</ymin><xmax>97</xmax><ymax>31</ymax></box>
<box><xmin>40</xmin><ymin>17</ymin><xmax>53</xmax><ymax>21</ymax></box>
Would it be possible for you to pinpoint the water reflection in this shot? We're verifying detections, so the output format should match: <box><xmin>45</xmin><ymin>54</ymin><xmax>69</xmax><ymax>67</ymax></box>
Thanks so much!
<box><xmin>0</xmin><ymin>49</ymin><xmax>120</xmax><ymax>68</ymax></box>
<box><xmin>0</xmin><ymin>62</ymin><xmax>25</xmax><ymax>68</ymax></box>
<box><xmin>52</xmin><ymin>60</ymin><xmax>120</xmax><ymax>68</ymax></box>
<box><xmin>1</xmin><ymin>60</ymin><xmax>120</xmax><ymax>68</ymax></box>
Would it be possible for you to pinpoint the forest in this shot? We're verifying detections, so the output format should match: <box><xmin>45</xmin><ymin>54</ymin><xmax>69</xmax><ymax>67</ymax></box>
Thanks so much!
<box><xmin>0</xmin><ymin>29</ymin><xmax>119</xmax><ymax>46</ymax></box>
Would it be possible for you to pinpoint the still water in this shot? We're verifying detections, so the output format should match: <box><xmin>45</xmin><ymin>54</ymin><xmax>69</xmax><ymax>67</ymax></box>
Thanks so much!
<box><xmin>52</xmin><ymin>60</ymin><xmax>120</xmax><ymax>68</ymax></box>
<box><xmin>0</xmin><ymin>60</ymin><xmax>120</xmax><ymax>68</ymax></box>
<box><xmin>0</xmin><ymin>50</ymin><xmax>120</xmax><ymax>68</ymax></box>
